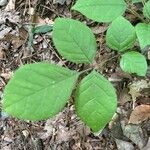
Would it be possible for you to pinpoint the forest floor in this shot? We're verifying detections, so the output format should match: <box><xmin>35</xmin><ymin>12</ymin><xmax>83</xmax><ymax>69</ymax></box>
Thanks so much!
<box><xmin>0</xmin><ymin>0</ymin><xmax>150</xmax><ymax>150</ymax></box>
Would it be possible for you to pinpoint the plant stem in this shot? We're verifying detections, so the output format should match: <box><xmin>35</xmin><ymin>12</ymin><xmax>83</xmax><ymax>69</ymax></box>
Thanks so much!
<box><xmin>79</xmin><ymin>67</ymin><xmax>93</xmax><ymax>75</ymax></box>
<box><xmin>141</xmin><ymin>0</ymin><xmax>146</xmax><ymax>6</ymax></box>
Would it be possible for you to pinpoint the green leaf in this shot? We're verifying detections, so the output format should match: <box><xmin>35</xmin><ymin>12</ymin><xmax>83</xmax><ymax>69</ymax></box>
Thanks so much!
<box><xmin>75</xmin><ymin>71</ymin><xmax>117</xmax><ymax>132</ymax></box>
<box><xmin>143</xmin><ymin>0</ymin><xmax>150</xmax><ymax>19</ymax></box>
<box><xmin>120</xmin><ymin>51</ymin><xmax>147</xmax><ymax>76</ymax></box>
<box><xmin>132</xmin><ymin>0</ymin><xmax>141</xmax><ymax>3</ymax></box>
<box><xmin>72</xmin><ymin>0</ymin><xmax>127</xmax><ymax>22</ymax></box>
<box><xmin>3</xmin><ymin>63</ymin><xmax>79</xmax><ymax>120</ymax></box>
<box><xmin>135</xmin><ymin>23</ymin><xmax>150</xmax><ymax>49</ymax></box>
<box><xmin>52</xmin><ymin>18</ymin><xmax>97</xmax><ymax>64</ymax></box>
<box><xmin>106</xmin><ymin>16</ymin><xmax>136</xmax><ymax>52</ymax></box>
<box><xmin>33</xmin><ymin>25</ymin><xmax>53</xmax><ymax>34</ymax></box>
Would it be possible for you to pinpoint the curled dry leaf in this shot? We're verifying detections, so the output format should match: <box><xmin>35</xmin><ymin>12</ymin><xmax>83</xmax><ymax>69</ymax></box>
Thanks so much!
<box><xmin>129</xmin><ymin>105</ymin><xmax>150</xmax><ymax>124</ymax></box>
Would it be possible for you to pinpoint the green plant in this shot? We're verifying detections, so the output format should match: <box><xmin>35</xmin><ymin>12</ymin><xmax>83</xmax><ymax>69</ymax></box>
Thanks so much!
<box><xmin>2</xmin><ymin>0</ymin><xmax>149</xmax><ymax>132</ymax></box>
<box><xmin>72</xmin><ymin>0</ymin><xmax>148</xmax><ymax>75</ymax></box>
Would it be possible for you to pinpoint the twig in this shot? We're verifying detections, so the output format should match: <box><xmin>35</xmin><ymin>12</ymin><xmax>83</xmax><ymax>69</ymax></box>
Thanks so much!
<box><xmin>127</xmin><ymin>8</ymin><xmax>146</xmax><ymax>23</ymax></box>
<box><xmin>79</xmin><ymin>67</ymin><xmax>93</xmax><ymax>75</ymax></box>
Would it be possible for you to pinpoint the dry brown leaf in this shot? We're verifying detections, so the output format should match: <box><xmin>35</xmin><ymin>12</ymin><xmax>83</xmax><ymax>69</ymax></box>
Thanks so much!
<box><xmin>129</xmin><ymin>105</ymin><xmax>150</xmax><ymax>124</ymax></box>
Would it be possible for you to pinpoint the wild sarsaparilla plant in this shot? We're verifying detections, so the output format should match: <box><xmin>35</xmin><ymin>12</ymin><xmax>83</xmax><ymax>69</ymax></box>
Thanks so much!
<box><xmin>3</xmin><ymin>0</ymin><xmax>149</xmax><ymax>132</ymax></box>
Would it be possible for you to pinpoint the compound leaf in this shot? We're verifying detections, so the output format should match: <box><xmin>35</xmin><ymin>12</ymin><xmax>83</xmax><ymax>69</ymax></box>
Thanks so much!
<box><xmin>75</xmin><ymin>71</ymin><xmax>117</xmax><ymax>132</ymax></box>
<box><xmin>120</xmin><ymin>51</ymin><xmax>147</xmax><ymax>76</ymax></box>
<box><xmin>135</xmin><ymin>23</ymin><xmax>150</xmax><ymax>49</ymax></box>
<box><xmin>106</xmin><ymin>16</ymin><xmax>136</xmax><ymax>52</ymax></box>
<box><xmin>72</xmin><ymin>0</ymin><xmax>127</xmax><ymax>22</ymax></box>
<box><xmin>52</xmin><ymin>18</ymin><xmax>97</xmax><ymax>64</ymax></box>
<box><xmin>143</xmin><ymin>0</ymin><xmax>150</xmax><ymax>19</ymax></box>
<box><xmin>3</xmin><ymin>63</ymin><xmax>79</xmax><ymax>120</ymax></box>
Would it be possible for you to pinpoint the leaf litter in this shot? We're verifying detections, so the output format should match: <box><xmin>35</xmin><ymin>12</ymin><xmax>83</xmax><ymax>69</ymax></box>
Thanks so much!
<box><xmin>0</xmin><ymin>0</ymin><xmax>150</xmax><ymax>149</ymax></box>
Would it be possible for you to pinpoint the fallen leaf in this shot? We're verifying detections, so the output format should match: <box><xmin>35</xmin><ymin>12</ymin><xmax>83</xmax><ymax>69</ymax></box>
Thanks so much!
<box><xmin>5</xmin><ymin>0</ymin><xmax>15</xmax><ymax>11</ymax></box>
<box><xmin>57</xmin><ymin>128</ymin><xmax>75</xmax><ymax>143</ymax></box>
<box><xmin>92</xmin><ymin>25</ymin><xmax>108</xmax><ymax>34</ymax></box>
<box><xmin>129</xmin><ymin>80</ymin><xmax>149</xmax><ymax>104</ymax></box>
<box><xmin>119</xmin><ymin>88</ymin><xmax>132</xmax><ymax>105</ymax></box>
<box><xmin>123</xmin><ymin>124</ymin><xmax>148</xmax><ymax>149</ymax></box>
<box><xmin>115</xmin><ymin>139</ymin><xmax>134</xmax><ymax>150</ymax></box>
<box><xmin>3</xmin><ymin>27</ymin><xmax>28</xmax><ymax>49</ymax></box>
<box><xmin>129</xmin><ymin>105</ymin><xmax>150</xmax><ymax>124</ymax></box>
<box><xmin>143</xmin><ymin>137</ymin><xmax>150</xmax><ymax>150</ymax></box>
<box><xmin>0</xmin><ymin>10</ymin><xmax>19</xmax><ymax>24</ymax></box>
<box><xmin>37</xmin><ymin>16</ymin><xmax>54</xmax><ymax>25</ymax></box>
<box><xmin>0</xmin><ymin>27</ymin><xmax>11</xmax><ymax>39</ymax></box>
<box><xmin>1</xmin><ymin>72</ymin><xmax>12</xmax><ymax>81</ymax></box>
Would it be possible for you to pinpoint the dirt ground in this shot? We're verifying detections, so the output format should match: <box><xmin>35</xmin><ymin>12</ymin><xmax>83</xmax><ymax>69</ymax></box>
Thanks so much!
<box><xmin>0</xmin><ymin>0</ymin><xmax>150</xmax><ymax>150</ymax></box>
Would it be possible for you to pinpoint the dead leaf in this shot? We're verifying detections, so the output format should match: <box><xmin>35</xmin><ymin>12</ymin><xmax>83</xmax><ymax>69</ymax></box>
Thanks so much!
<box><xmin>0</xmin><ymin>27</ymin><xmax>11</xmax><ymax>39</ymax></box>
<box><xmin>0</xmin><ymin>10</ymin><xmax>19</xmax><ymax>24</ymax></box>
<box><xmin>129</xmin><ymin>105</ymin><xmax>150</xmax><ymax>124</ymax></box>
<box><xmin>1</xmin><ymin>72</ymin><xmax>12</xmax><ymax>81</ymax></box>
<box><xmin>57</xmin><ymin>128</ymin><xmax>75</xmax><ymax>143</ymax></box>
<box><xmin>0</xmin><ymin>0</ymin><xmax>7</xmax><ymax>6</ymax></box>
<box><xmin>5</xmin><ymin>0</ymin><xmax>15</xmax><ymax>11</ymax></box>
<box><xmin>115</xmin><ymin>139</ymin><xmax>134</xmax><ymax>150</ymax></box>
<box><xmin>123</xmin><ymin>124</ymin><xmax>148</xmax><ymax>149</ymax></box>
<box><xmin>129</xmin><ymin>80</ymin><xmax>149</xmax><ymax>105</ymax></box>
<box><xmin>3</xmin><ymin>27</ymin><xmax>28</xmax><ymax>49</ymax></box>
<box><xmin>119</xmin><ymin>88</ymin><xmax>132</xmax><ymax>105</ymax></box>
<box><xmin>143</xmin><ymin>137</ymin><xmax>150</xmax><ymax>150</ymax></box>
<box><xmin>92</xmin><ymin>25</ymin><xmax>108</xmax><ymax>34</ymax></box>
<box><xmin>53</xmin><ymin>0</ymin><xmax>71</xmax><ymax>5</ymax></box>
<box><xmin>37</xmin><ymin>17</ymin><xmax>54</xmax><ymax>25</ymax></box>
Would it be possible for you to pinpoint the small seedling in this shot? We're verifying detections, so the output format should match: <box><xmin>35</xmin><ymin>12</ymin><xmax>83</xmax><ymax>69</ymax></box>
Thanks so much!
<box><xmin>3</xmin><ymin>0</ymin><xmax>149</xmax><ymax>132</ymax></box>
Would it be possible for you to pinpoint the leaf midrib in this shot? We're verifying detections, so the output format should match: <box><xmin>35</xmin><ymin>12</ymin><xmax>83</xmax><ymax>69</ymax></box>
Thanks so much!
<box><xmin>5</xmin><ymin>73</ymin><xmax>77</xmax><ymax>108</ymax></box>
<box><xmin>67</xmin><ymin>23</ymin><xmax>92</xmax><ymax>63</ymax></box>
<box><xmin>74</xmin><ymin>3</ymin><xmax>126</xmax><ymax>9</ymax></box>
